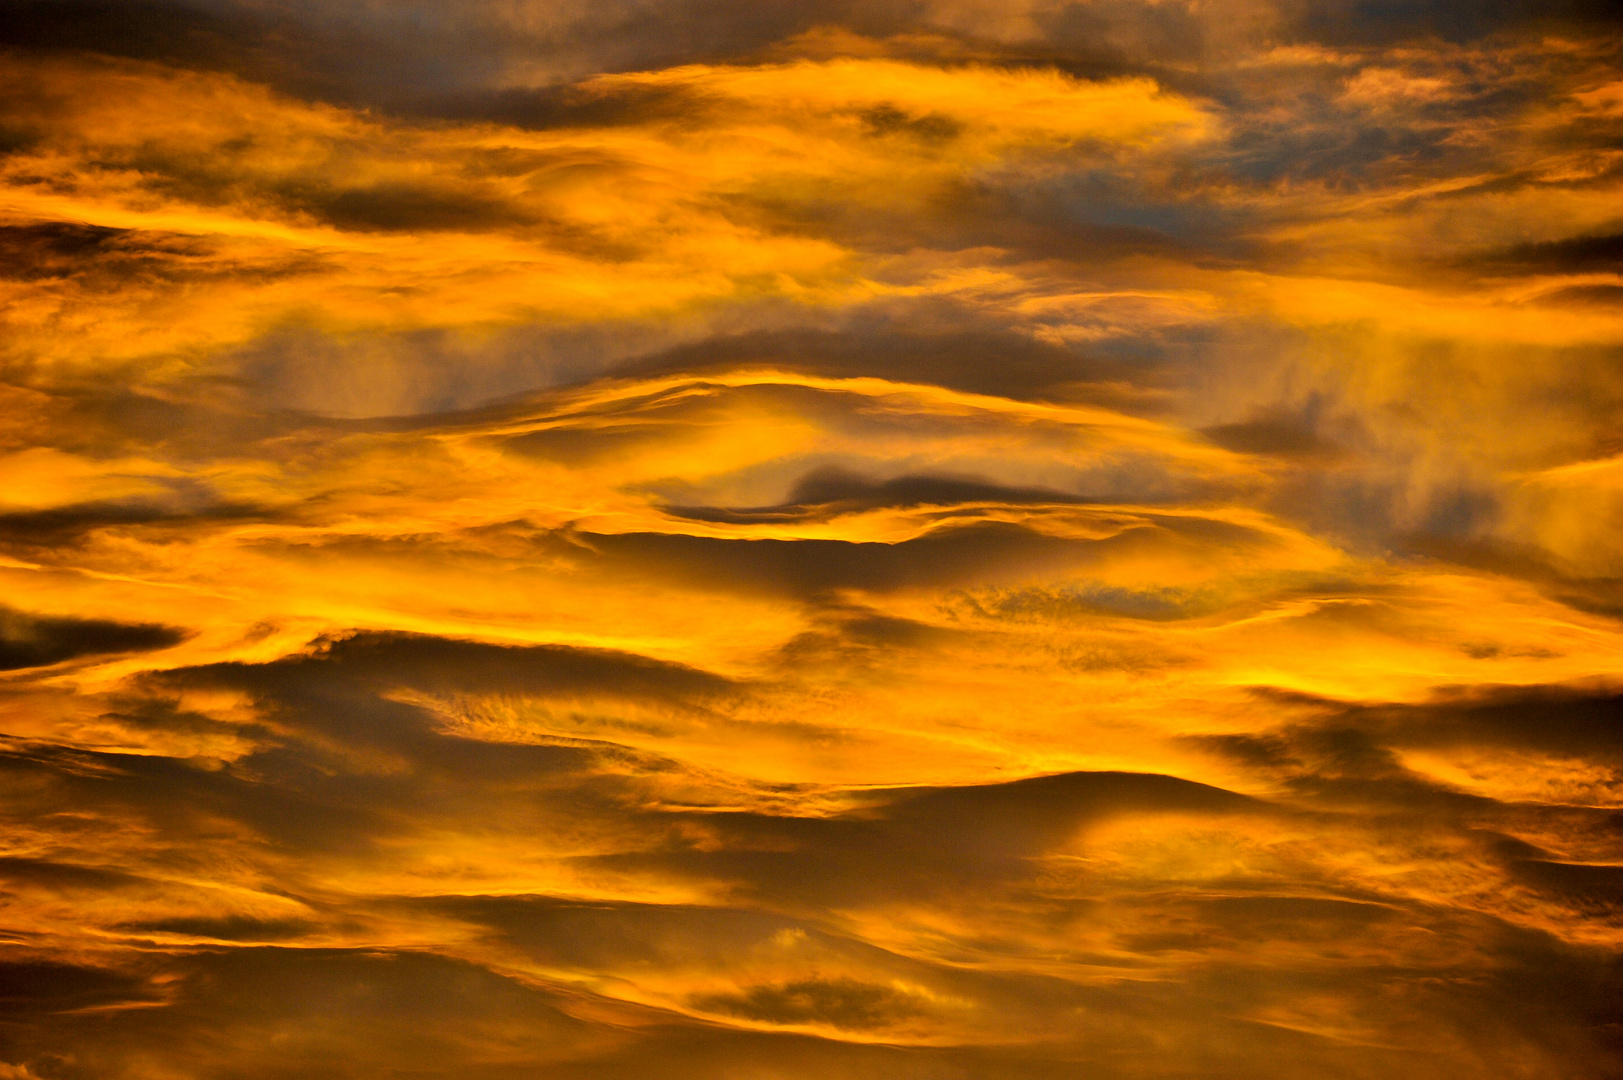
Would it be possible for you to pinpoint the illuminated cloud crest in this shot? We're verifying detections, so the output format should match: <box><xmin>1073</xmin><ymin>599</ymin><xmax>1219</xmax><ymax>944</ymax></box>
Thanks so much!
<box><xmin>0</xmin><ymin>1</ymin><xmax>1621</xmax><ymax>1077</ymax></box>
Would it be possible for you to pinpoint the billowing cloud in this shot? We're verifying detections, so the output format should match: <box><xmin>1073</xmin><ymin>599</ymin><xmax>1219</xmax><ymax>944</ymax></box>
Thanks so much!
<box><xmin>0</xmin><ymin>2</ymin><xmax>1621</xmax><ymax>1078</ymax></box>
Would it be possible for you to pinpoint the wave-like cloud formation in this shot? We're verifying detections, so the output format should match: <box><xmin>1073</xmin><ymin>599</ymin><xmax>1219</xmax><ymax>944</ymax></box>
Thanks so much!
<box><xmin>1</xmin><ymin>3</ymin><xmax>1621</xmax><ymax>1077</ymax></box>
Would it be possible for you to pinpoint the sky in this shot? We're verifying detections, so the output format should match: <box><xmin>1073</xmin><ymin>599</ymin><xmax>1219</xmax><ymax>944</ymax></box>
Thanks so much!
<box><xmin>0</xmin><ymin>1</ymin><xmax>1621</xmax><ymax>1077</ymax></box>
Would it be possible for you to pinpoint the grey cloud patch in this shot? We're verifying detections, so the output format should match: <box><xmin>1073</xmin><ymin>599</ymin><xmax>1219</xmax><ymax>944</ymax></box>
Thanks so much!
<box><xmin>93</xmin><ymin>141</ymin><xmax>533</xmax><ymax>238</ymax></box>
<box><xmin>0</xmin><ymin>501</ymin><xmax>273</xmax><ymax>553</ymax></box>
<box><xmin>0</xmin><ymin>605</ymin><xmax>185</xmax><ymax>670</ymax></box>
<box><xmin>318</xmin><ymin>183</ymin><xmax>531</xmax><ymax>233</ymax></box>
<box><xmin>667</xmin><ymin>465</ymin><xmax>1091</xmax><ymax>525</ymax></box>
<box><xmin>118</xmin><ymin>915</ymin><xmax>316</xmax><ymax>941</ymax></box>
<box><xmin>229</xmin><ymin>319</ymin><xmax>699</xmax><ymax>416</ymax></box>
<box><xmin>3</xmin><ymin>0</ymin><xmax>1617</xmax><ymax>147</ymax></box>
<box><xmin>0</xmin><ymin>947</ymin><xmax>604</xmax><ymax>1080</ymax></box>
<box><xmin>0</xmin><ymin>855</ymin><xmax>151</xmax><ymax>894</ymax></box>
<box><xmin>3</xmin><ymin>940</ymin><xmax>1616</xmax><ymax>1080</ymax></box>
<box><xmin>0</xmin><ymin>0</ymin><xmax>905</xmax><ymax>116</ymax></box>
<box><xmin>18</xmin><ymin>632</ymin><xmax>749</xmax><ymax>856</ymax></box>
<box><xmin>1184</xmin><ymin>684</ymin><xmax>1623</xmax><ymax>881</ymax></box>
<box><xmin>596</xmin><ymin>770</ymin><xmax>1260</xmax><ymax>907</ymax></box>
<box><xmin>1469</xmin><ymin>231</ymin><xmax>1623</xmax><ymax>276</ymax></box>
<box><xmin>169</xmin><ymin>629</ymin><xmax>740</xmax><ymax>704</ymax></box>
<box><xmin>1509</xmin><ymin>859</ymin><xmax>1623</xmax><ymax>916</ymax></box>
<box><xmin>1118</xmin><ymin>894</ymin><xmax>1401</xmax><ymax>955</ymax></box>
<box><xmin>552</xmin><ymin>513</ymin><xmax>1278</xmax><ymax>599</ymax></box>
<box><xmin>860</xmin><ymin>104</ymin><xmax>962</xmax><ymax>143</ymax></box>
<box><xmin>0</xmin><ymin>219</ymin><xmax>321</xmax><ymax>293</ymax></box>
<box><xmin>773</xmin><ymin>605</ymin><xmax>960</xmax><ymax>667</ymax></box>
<box><xmin>0</xmin><ymin>735</ymin><xmax>407</xmax><ymax>859</ymax></box>
<box><xmin>432</xmin><ymin>79</ymin><xmax>719</xmax><ymax>131</ymax></box>
<box><xmin>0</xmin><ymin>221</ymin><xmax>131</xmax><ymax>279</ymax></box>
<box><xmin>1201</xmin><ymin>416</ymin><xmax>1345</xmax><ymax>460</ymax></box>
<box><xmin>0</xmin><ymin>957</ymin><xmax>158</xmax><ymax>1015</ymax></box>
<box><xmin>946</xmin><ymin>581</ymin><xmax>1214</xmax><ymax>621</ymax></box>
<box><xmin>32</xmin><ymin>389</ymin><xmax>295</xmax><ymax>460</ymax></box>
<box><xmin>1541</xmin><ymin>283</ymin><xmax>1623</xmax><ymax>307</ymax></box>
<box><xmin>0</xmin><ymin>1</ymin><xmax>268</xmax><ymax>71</ymax></box>
<box><xmin>785</xmin><ymin>466</ymin><xmax>1075</xmax><ymax>508</ymax></box>
<box><xmin>0</xmin><ymin>0</ymin><xmax>490</xmax><ymax>112</ymax></box>
<box><xmin>693</xmin><ymin>977</ymin><xmax>924</xmax><ymax>1030</ymax></box>
<box><xmin>1396</xmin><ymin>534</ymin><xmax>1623</xmax><ymax>622</ymax></box>
<box><xmin>1289</xmin><ymin>0</ymin><xmax>1623</xmax><ymax>46</ymax></box>
<box><xmin>612</xmin><ymin>325</ymin><xmax>1152</xmax><ymax>403</ymax></box>
<box><xmin>570</xmin><ymin>522</ymin><xmax>1120</xmax><ymax>598</ymax></box>
<box><xmin>415</xmin><ymin>894</ymin><xmax>819</xmax><ymax>971</ymax></box>
<box><xmin>1326</xmin><ymin>683</ymin><xmax>1623</xmax><ymax>765</ymax></box>
<box><xmin>876</xmin><ymin>769</ymin><xmax>1257</xmax><ymax>853</ymax></box>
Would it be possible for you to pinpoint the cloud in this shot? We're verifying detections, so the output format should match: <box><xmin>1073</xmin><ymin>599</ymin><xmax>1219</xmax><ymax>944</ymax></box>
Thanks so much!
<box><xmin>0</xmin><ymin>606</ymin><xmax>184</xmax><ymax>670</ymax></box>
<box><xmin>667</xmin><ymin>465</ymin><xmax>1094</xmax><ymax>525</ymax></box>
<box><xmin>692</xmin><ymin>976</ymin><xmax>927</xmax><ymax>1030</ymax></box>
<box><xmin>0</xmin><ymin>958</ymin><xmax>158</xmax><ymax>1015</ymax></box>
<box><xmin>1</xmin><ymin>5</ymin><xmax>1622</xmax><ymax>1079</ymax></box>
<box><xmin>172</xmin><ymin>629</ymin><xmax>741</xmax><ymax>703</ymax></box>
<box><xmin>1465</xmin><ymin>231</ymin><xmax>1623</xmax><ymax>275</ymax></box>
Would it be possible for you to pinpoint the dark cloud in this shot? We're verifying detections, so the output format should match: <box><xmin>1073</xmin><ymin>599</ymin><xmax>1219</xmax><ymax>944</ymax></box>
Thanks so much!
<box><xmin>611</xmin><ymin>326</ymin><xmax>1151</xmax><ymax>403</ymax></box>
<box><xmin>1187</xmin><ymin>684</ymin><xmax>1623</xmax><ymax>882</ymax></box>
<box><xmin>570</xmin><ymin>523</ymin><xmax>1110</xmax><ymax>598</ymax></box>
<box><xmin>945</xmin><ymin>580</ymin><xmax>1215</xmax><ymax>621</ymax></box>
<box><xmin>0</xmin><ymin>735</ymin><xmax>402</xmax><ymax>858</ymax></box>
<box><xmin>5</xmin><ymin>649</ymin><xmax>1623</xmax><ymax>1077</ymax></box>
<box><xmin>0</xmin><ymin>501</ymin><xmax>272</xmax><ymax>553</ymax></box>
<box><xmin>430</xmin><ymin>80</ymin><xmax>717</xmax><ymax>131</ymax></box>
<box><xmin>667</xmin><ymin>465</ymin><xmax>1091</xmax><ymax>524</ymax></box>
<box><xmin>30</xmin><ymin>389</ymin><xmax>298</xmax><ymax>460</ymax></box>
<box><xmin>0</xmin><ymin>1</ymin><xmax>263</xmax><ymax>69</ymax></box>
<box><xmin>877</xmin><ymin>768</ymin><xmax>1257</xmax><ymax>854</ymax></box>
<box><xmin>1288</xmin><ymin>0</ymin><xmax>1623</xmax><ymax>46</ymax></box>
<box><xmin>7</xmin><ymin>0</ymin><xmax>1611</xmax><ymax>128</ymax></box>
<box><xmin>317</xmin><ymin>184</ymin><xmax>531</xmax><ymax>233</ymax></box>
<box><xmin>0</xmin><ymin>0</ymin><xmax>904</xmax><ymax>116</ymax></box>
<box><xmin>167</xmin><ymin>629</ymin><xmax>738</xmax><ymax>703</ymax></box>
<box><xmin>1510</xmin><ymin>859</ymin><xmax>1623</xmax><ymax>916</ymax></box>
<box><xmin>0</xmin><ymin>0</ymin><xmax>475</xmax><ymax>111</ymax></box>
<box><xmin>693</xmin><ymin>977</ymin><xmax>923</xmax><ymax>1029</ymax></box>
<box><xmin>1542</xmin><ymin>284</ymin><xmax>1623</xmax><ymax>307</ymax></box>
<box><xmin>0</xmin><ymin>947</ymin><xmax>605</xmax><ymax>1080</ymax></box>
<box><xmin>559</xmin><ymin>516</ymin><xmax>1272</xmax><ymax>599</ymax></box>
<box><xmin>0</xmin><ymin>854</ymin><xmax>150</xmax><ymax>893</ymax></box>
<box><xmin>1200</xmin><ymin>416</ymin><xmax>1344</xmax><ymax>460</ymax></box>
<box><xmin>0</xmin><ymin>223</ymin><xmax>301</xmax><ymax>291</ymax></box>
<box><xmin>117</xmin><ymin>915</ymin><xmax>315</xmax><ymax>941</ymax></box>
<box><xmin>3</xmin><ymin>936</ymin><xmax>1617</xmax><ymax>1080</ymax></box>
<box><xmin>0</xmin><ymin>632</ymin><xmax>744</xmax><ymax>865</ymax></box>
<box><xmin>0</xmin><ymin>222</ymin><xmax>130</xmax><ymax>279</ymax></box>
<box><xmin>772</xmin><ymin>604</ymin><xmax>960</xmax><ymax>666</ymax></box>
<box><xmin>0</xmin><ymin>605</ymin><xmax>184</xmax><ymax>670</ymax></box>
<box><xmin>0</xmin><ymin>957</ymin><xmax>157</xmax><ymax>1015</ymax></box>
<box><xmin>415</xmin><ymin>894</ymin><xmax>817</xmax><ymax>971</ymax></box>
<box><xmin>591</xmin><ymin>770</ymin><xmax>1260</xmax><ymax>909</ymax></box>
<box><xmin>1468</xmin><ymin>232</ymin><xmax>1623</xmax><ymax>276</ymax></box>
<box><xmin>1380</xmin><ymin>531</ymin><xmax>1623</xmax><ymax>620</ymax></box>
<box><xmin>80</xmin><ymin>140</ymin><xmax>536</xmax><ymax>236</ymax></box>
<box><xmin>1340</xmin><ymin>683</ymin><xmax>1623</xmax><ymax>764</ymax></box>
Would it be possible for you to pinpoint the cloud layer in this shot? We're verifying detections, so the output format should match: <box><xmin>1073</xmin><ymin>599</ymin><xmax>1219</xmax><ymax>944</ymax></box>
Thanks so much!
<box><xmin>0</xmin><ymin>2</ymin><xmax>1621</xmax><ymax>1077</ymax></box>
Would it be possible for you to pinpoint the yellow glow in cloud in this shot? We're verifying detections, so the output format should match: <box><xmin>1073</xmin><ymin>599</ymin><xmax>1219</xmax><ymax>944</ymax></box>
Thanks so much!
<box><xmin>0</xmin><ymin>54</ymin><xmax>1210</xmax><ymax>391</ymax></box>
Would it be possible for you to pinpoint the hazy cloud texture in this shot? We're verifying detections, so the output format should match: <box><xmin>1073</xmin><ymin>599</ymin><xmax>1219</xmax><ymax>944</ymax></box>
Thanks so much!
<box><xmin>0</xmin><ymin>2</ymin><xmax>1621</xmax><ymax>1077</ymax></box>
